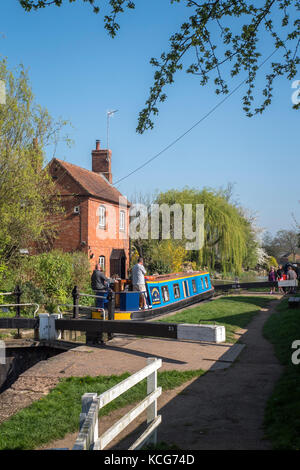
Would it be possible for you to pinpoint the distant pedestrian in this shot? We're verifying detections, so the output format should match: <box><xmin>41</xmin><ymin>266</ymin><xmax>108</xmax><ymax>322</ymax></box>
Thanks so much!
<box><xmin>132</xmin><ymin>257</ymin><xmax>148</xmax><ymax>309</ymax></box>
<box><xmin>293</xmin><ymin>264</ymin><xmax>300</xmax><ymax>279</ymax></box>
<box><xmin>277</xmin><ymin>265</ymin><xmax>284</xmax><ymax>294</ymax></box>
<box><xmin>91</xmin><ymin>263</ymin><xmax>109</xmax><ymax>308</ymax></box>
<box><xmin>268</xmin><ymin>267</ymin><xmax>277</xmax><ymax>294</ymax></box>
<box><xmin>287</xmin><ymin>265</ymin><xmax>297</xmax><ymax>293</ymax></box>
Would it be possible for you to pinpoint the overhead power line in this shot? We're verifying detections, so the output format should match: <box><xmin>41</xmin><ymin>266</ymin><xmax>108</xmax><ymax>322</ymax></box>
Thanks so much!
<box><xmin>113</xmin><ymin>49</ymin><xmax>278</xmax><ymax>188</ymax></box>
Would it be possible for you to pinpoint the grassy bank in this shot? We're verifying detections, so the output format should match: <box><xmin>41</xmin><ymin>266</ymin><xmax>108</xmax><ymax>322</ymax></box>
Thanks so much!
<box><xmin>263</xmin><ymin>297</ymin><xmax>300</xmax><ymax>450</ymax></box>
<box><xmin>158</xmin><ymin>295</ymin><xmax>272</xmax><ymax>343</ymax></box>
<box><xmin>0</xmin><ymin>369</ymin><xmax>205</xmax><ymax>450</ymax></box>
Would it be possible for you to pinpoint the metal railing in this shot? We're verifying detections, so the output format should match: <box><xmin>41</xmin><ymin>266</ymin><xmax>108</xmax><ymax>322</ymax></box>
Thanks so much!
<box><xmin>0</xmin><ymin>287</ymin><xmax>39</xmax><ymax>317</ymax></box>
<box><xmin>0</xmin><ymin>303</ymin><xmax>40</xmax><ymax>317</ymax></box>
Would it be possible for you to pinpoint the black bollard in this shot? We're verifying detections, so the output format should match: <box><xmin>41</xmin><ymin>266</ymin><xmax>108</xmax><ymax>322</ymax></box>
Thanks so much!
<box><xmin>72</xmin><ymin>286</ymin><xmax>80</xmax><ymax>319</ymax></box>
<box><xmin>14</xmin><ymin>285</ymin><xmax>22</xmax><ymax>318</ymax></box>
<box><xmin>107</xmin><ymin>291</ymin><xmax>115</xmax><ymax>341</ymax></box>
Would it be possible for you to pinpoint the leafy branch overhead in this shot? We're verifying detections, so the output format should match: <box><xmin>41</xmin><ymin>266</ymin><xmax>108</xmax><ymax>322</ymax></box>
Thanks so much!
<box><xmin>19</xmin><ymin>1</ymin><xmax>300</xmax><ymax>133</ymax></box>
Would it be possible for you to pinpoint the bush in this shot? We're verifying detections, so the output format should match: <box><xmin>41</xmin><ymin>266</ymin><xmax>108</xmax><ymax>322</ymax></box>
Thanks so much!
<box><xmin>0</xmin><ymin>250</ymin><xmax>93</xmax><ymax>313</ymax></box>
<box><xmin>20</xmin><ymin>281</ymin><xmax>46</xmax><ymax>315</ymax></box>
<box><xmin>147</xmin><ymin>259</ymin><xmax>172</xmax><ymax>275</ymax></box>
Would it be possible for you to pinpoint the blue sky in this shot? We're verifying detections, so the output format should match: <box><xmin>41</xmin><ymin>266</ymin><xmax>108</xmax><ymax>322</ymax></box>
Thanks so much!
<box><xmin>1</xmin><ymin>0</ymin><xmax>299</xmax><ymax>236</ymax></box>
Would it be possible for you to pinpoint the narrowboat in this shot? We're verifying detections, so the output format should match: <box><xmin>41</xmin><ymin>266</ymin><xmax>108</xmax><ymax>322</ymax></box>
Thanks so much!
<box><xmin>113</xmin><ymin>271</ymin><xmax>214</xmax><ymax>320</ymax></box>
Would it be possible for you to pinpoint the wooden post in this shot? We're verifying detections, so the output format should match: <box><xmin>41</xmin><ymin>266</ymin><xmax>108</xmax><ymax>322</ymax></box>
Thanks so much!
<box><xmin>74</xmin><ymin>393</ymin><xmax>99</xmax><ymax>450</ymax></box>
<box><xmin>147</xmin><ymin>357</ymin><xmax>158</xmax><ymax>447</ymax></box>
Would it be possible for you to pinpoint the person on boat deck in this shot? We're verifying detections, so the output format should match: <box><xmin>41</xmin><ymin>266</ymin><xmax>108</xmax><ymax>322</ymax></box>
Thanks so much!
<box><xmin>132</xmin><ymin>257</ymin><xmax>148</xmax><ymax>310</ymax></box>
<box><xmin>268</xmin><ymin>266</ymin><xmax>277</xmax><ymax>294</ymax></box>
<box><xmin>91</xmin><ymin>263</ymin><xmax>109</xmax><ymax>308</ymax></box>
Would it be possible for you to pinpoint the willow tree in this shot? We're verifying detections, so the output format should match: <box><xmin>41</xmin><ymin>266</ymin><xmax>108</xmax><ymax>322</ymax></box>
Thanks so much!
<box><xmin>155</xmin><ymin>187</ymin><xmax>252</xmax><ymax>274</ymax></box>
<box><xmin>0</xmin><ymin>59</ymin><xmax>71</xmax><ymax>263</ymax></box>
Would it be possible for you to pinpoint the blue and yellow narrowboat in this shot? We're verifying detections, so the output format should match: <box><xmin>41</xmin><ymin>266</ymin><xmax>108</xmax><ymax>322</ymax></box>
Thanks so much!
<box><xmin>114</xmin><ymin>271</ymin><xmax>214</xmax><ymax>320</ymax></box>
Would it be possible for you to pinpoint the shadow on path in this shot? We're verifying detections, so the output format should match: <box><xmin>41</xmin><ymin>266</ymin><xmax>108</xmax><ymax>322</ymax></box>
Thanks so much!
<box><xmin>110</xmin><ymin>299</ymin><xmax>283</xmax><ymax>450</ymax></box>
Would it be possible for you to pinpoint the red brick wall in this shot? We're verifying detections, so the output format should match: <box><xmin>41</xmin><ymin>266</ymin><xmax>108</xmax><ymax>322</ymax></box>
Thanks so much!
<box><xmin>87</xmin><ymin>198</ymin><xmax>130</xmax><ymax>277</ymax></box>
<box><xmin>48</xmin><ymin>160</ymin><xmax>130</xmax><ymax>277</ymax></box>
<box><xmin>49</xmin><ymin>161</ymin><xmax>89</xmax><ymax>254</ymax></box>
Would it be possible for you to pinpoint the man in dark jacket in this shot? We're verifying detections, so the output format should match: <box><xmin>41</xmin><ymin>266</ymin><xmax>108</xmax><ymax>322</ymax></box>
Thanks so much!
<box><xmin>91</xmin><ymin>264</ymin><xmax>109</xmax><ymax>308</ymax></box>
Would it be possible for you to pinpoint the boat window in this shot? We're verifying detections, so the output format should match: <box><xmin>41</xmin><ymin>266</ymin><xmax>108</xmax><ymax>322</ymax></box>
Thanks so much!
<box><xmin>161</xmin><ymin>285</ymin><xmax>170</xmax><ymax>302</ymax></box>
<box><xmin>192</xmin><ymin>279</ymin><xmax>197</xmax><ymax>293</ymax></box>
<box><xmin>200</xmin><ymin>278</ymin><xmax>204</xmax><ymax>290</ymax></box>
<box><xmin>173</xmin><ymin>283</ymin><xmax>180</xmax><ymax>299</ymax></box>
<box><xmin>204</xmin><ymin>277</ymin><xmax>209</xmax><ymax>289</ymax></box>
<box><xmin>182</xmin><ymin>281</ymin><xmax>187</xmax><ymax>297</ymax></box>
<box><xmin>185</xmin><ymin>280</ymin><xmax>190</xmax><ymax>296</ymax></box>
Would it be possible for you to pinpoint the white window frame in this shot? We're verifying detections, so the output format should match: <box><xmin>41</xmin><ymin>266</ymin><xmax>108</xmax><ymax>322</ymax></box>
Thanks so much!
<box><xmin>173</xmin><ymin>283</ymin><xmax>180</xmax><ymax>299</ymax></box>
<box><xmin>99</xmin><ymin>256</ymin><xmax>105</xmax><ymax>271</ymax></box>
<box><xmin>119</xmin><ymin>210</ymin><xmax>125</xmax><ymax>231</ymax></box>
<box><xmin>161</xmin><ymin>285</ymin><xmax>169</xmax><ymax>302</ymax></box>
<box><xmin>99</xmin><ymin>205</ymin><xmax>106</xmax><ymax>229</ymax></box>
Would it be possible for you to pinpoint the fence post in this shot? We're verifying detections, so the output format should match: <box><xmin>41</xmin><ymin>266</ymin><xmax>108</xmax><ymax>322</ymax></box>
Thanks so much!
<box><xmin>74</xmin><ymin>393</ymin><xmax>99</xmax><ymax>450</ymax></box>
<box><xmin>147</xmin><ymin>357</ymin><xmax>158</xmax><ymax>447</ymax></box>
<box><xmin>14</xmin><ymin>285</ymin><xmax>22</xmax><ymax>317</ymax></box>
<box><xmin>72</xmin><ymin>286</ymin><xmax>79</xmax><ymax>319</ymax></box>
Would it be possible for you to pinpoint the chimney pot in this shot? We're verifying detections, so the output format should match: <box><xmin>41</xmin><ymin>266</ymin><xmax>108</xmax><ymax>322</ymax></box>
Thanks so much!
<box><xmin>96</xmin><ymin>140</ymin><xmax>100</xmax><ymax>150</ymax></box>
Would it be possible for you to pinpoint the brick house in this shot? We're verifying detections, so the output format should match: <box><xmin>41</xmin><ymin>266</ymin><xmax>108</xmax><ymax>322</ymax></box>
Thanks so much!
<box><xmin>48</xmin><ymin>140</ymin><xmax>130</xmax><ymax>278</ymax></box>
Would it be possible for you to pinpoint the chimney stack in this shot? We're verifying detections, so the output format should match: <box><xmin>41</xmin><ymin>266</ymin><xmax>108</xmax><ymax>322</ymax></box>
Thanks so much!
<box><xmin>92</xmin><ymin>140</ymin><xmax>112</xmax><ymax>184</ymax></box>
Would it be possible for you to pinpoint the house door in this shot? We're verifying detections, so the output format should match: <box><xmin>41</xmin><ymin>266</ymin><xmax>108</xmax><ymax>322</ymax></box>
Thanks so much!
<box><xmin>110</xmin><ymin>249</ymin><xmax>126</xmax><ymax>279</ymax></box>
<box><xmin>120</xmin><ymin>256</ymin><xmax>126</xmax><ymax>279</ymax></box>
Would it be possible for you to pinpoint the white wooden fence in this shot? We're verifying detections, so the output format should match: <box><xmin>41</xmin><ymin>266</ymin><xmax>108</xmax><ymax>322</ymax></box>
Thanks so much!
<box><xmin>72</xmin><ymin>358</ymin><xmax>162</xmax><ymax>450</ymax></box>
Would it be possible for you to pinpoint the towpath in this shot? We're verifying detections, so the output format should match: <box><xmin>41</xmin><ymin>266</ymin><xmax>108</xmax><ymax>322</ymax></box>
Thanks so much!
<box><xmin>0</xmin><ymin>295</ymin><xmax>283</xmax><ymax>450</ymax></box>
<box><xmin>41</xmin><ymin>296</ymin><xmax>283</xmax><ymax>450</ymax></box>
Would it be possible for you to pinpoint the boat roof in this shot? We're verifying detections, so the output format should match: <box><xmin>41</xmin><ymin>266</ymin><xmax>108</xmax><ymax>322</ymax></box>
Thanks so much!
<box><xmin>145</xmin><ymin>271</ymin><xmax>209</xmax><ymax>282</ymax></box>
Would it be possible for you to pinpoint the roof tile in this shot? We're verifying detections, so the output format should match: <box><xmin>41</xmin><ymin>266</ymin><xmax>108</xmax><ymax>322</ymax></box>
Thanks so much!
<box><xmin>52</xmin><ymin>158</ymin><xmax>130</xmax><ymax>206</ymax></box>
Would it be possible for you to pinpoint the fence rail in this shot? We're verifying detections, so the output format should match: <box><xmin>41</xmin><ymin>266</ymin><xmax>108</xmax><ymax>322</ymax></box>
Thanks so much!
<box><xmin>0</xmin><ymin>303</ymin><xmax>40</xmax><ymax>316</ymax></box>
<box><xmin>72</xmin><ymin>358</ymin><xmax>162</xmax><ymax>450</ymax></box>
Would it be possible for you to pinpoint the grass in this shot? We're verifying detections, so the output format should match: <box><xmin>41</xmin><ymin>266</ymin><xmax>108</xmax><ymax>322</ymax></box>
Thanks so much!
<box><xmin>246</xmin><ymin>287</ymin><xmax>270</xmax><ymax>292</ymax></box>
<box><xmin>158</xmin><ymin>295</ymin><xmax>272</xmax><ymax>343</ymax></box>
<box><xmin>0</xmin><ymin>369</ymin><xmax>205</xmax><ymax>450</ymax></box>
<box><xmin>0</xmin><ymin>331</ymin><xmax>17</xmax><ymax>339</ymax></box>
<box><xmin>262</xmin><ymin>297</ymin><xmax>300</xmax><ymax>450</ymax></box>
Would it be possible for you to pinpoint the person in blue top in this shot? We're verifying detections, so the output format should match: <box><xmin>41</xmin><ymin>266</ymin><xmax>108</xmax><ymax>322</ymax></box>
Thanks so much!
<box><xmin>131</xmin><ymin>257</ymin><xmax>148</xmax><ymax>309</ymax></box>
